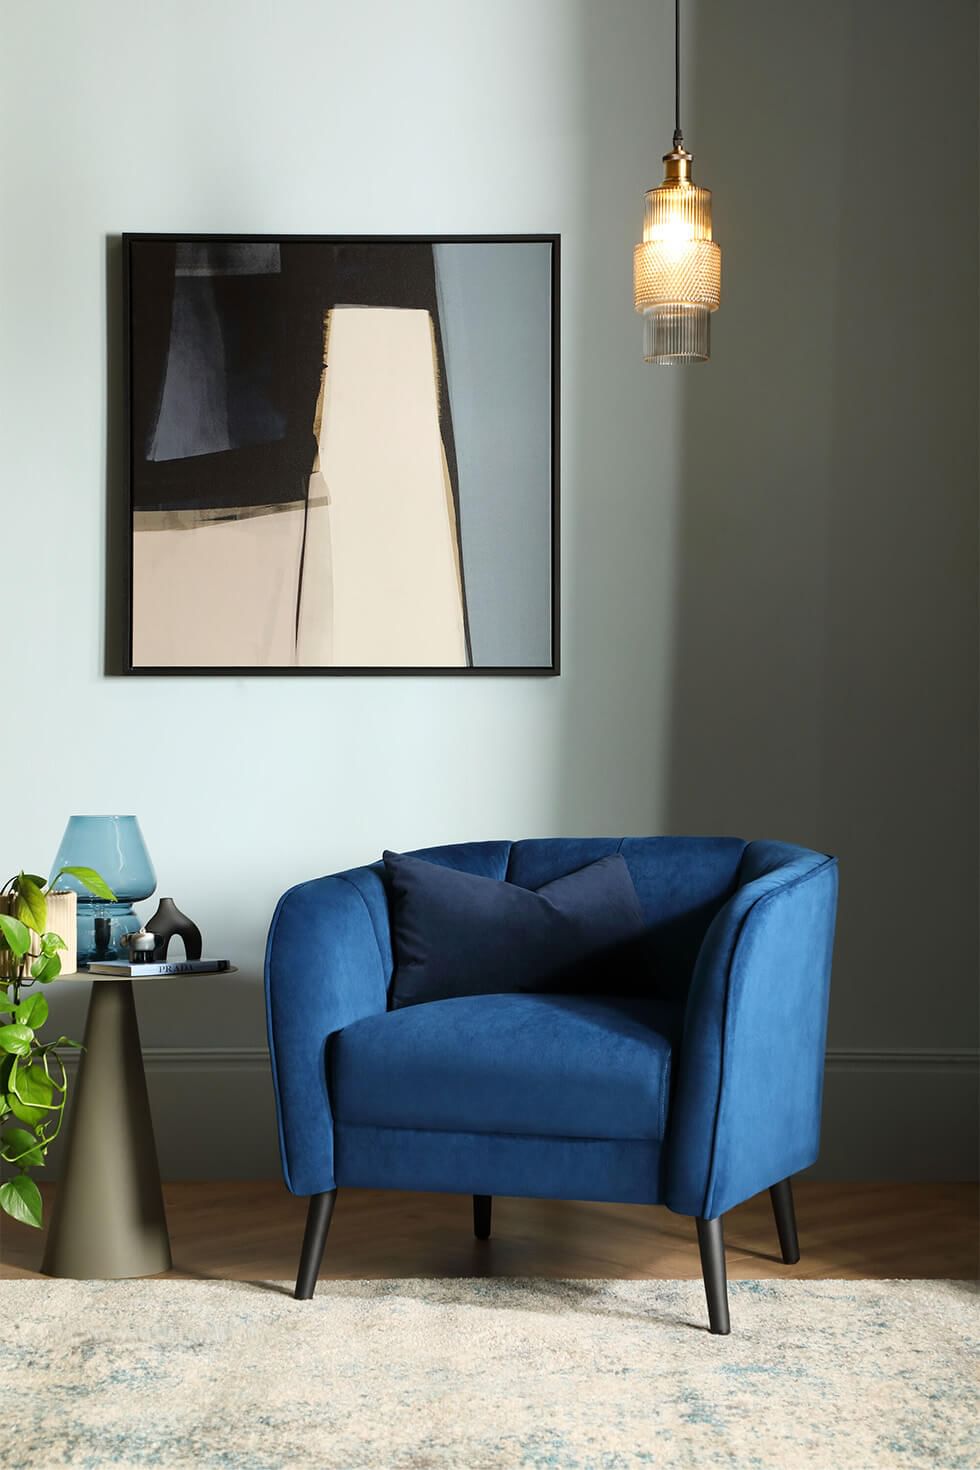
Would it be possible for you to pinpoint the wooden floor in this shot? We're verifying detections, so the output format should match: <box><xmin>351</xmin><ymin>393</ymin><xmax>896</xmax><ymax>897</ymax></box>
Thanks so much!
<box><xmin>1</xmin><ymin>1182</ymin><xmax>976</xmax><ymax>1281</ymax></box>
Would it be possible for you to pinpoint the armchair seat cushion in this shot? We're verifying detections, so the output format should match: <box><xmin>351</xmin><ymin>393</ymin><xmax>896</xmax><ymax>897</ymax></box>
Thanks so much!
<box><xmin>330</xmin><ymin>993</ymin><xmax>680</xmax><ymax>1143</ymax></box>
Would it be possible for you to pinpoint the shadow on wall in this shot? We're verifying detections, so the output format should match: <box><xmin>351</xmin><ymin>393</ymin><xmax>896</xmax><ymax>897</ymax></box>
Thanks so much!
<box><xmin>669</xmin><ymin>0</ymin><xmax>978</xmax><ymax>1059</ymax></box>
<box><xmin>556</xmin><ymin>0</ymin><xmax>685</xmax><ymax>836</ymax></box>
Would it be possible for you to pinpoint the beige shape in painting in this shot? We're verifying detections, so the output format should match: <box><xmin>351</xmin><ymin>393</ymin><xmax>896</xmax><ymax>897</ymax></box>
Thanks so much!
<box><xmin>132</xmin><ymin>505</ymin><xmax>306</xmax><ymax>668</ymax></box>
<box><xmin>298</xmin><ymin>305</ymin><xmax>468</xmax><ymax>667</ymax></box>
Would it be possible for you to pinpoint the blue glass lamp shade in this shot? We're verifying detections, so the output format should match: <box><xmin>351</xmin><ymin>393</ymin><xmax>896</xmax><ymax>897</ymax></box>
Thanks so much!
<box><xmin>50</xmin><ymin>816</ymin><xmax>156</xmax><ymax>964</ymax></box>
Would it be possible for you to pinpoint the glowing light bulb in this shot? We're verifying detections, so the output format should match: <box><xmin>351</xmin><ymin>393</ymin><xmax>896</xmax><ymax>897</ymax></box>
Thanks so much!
<box><xmin>650</xmin><ymin>211</ymin><xmax>694</xmax><ymax>249</ymax></box>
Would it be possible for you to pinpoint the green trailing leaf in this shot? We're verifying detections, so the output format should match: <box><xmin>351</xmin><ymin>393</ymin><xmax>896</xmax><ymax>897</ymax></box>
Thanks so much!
<box><xmin>20</xmin><ymin>875</ymin><xmax>46</xmax><ymax>889</ymax></box>
<box><xmin>40</xmin><ymin>932</ymin><xmax>67</xmax><ymax>955</ymax></box>
<box><xmin>0</xmin><ymin>1174</ymin><xmax>43</xmax><ymax>1228</ymax></box>
<box><xmin>0</xmin><ymin>1126</ymin><xmax>44</xmax><ymax>1167</ymax></box>
<box><xmin>0</xmin><ymin>1024</ymin><xmax>33</xmax><ymax>1057</ymax></box>
<box><xmin>0</xmin><ymin>914</ymin><xmax>31</xmax><ymax>960</ymax></box>
<box><xmin>14</xmin><ymin>875</ymin><xmax>46</xmax><ymax>936</ymax></box>
<box><xmin>51</xmin><ymin>866</ymin><xmax>117</xmax><ymax>902</ymax></box>
<box><xmin>10</xmin><ymin>1063</ymin><xmax>54</xmax><ymax>1109</ymax></box>
<box><xmin>15</xmin><ymin>994</ymin><xmax>48</xmax><ymax>1029</ymax></box>
<box><xmin>30</xmin><ymin>952</ymin><xmax>61</xmax><ymax>984</ymax></box>
<box><xmin>9</xmin><ymin>1095</ymin><xmax>46</xmax><ymax>1126</ymax></box>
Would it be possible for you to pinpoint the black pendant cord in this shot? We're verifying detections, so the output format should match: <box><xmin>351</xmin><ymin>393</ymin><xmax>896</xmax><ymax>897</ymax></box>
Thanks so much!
<box><xmin>672</xmin><ymin>0</ymin><xmax>683</xmax><ymax>150</ymax></box>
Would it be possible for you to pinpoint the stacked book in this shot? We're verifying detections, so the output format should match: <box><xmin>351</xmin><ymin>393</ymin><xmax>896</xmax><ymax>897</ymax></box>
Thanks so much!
<box><xmin>82</xmin><ymin>958</ymin><xmax>231</xmax><ymax>977</ymax></box>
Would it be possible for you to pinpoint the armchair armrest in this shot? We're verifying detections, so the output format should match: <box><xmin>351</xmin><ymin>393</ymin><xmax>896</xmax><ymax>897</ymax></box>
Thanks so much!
<box><xmin>664</xmin><ymin>842</ymin><xmax>838</xmax><ymax>1219</ymax></box>
<box><xmin>265</xmin><ymin>867</ymin><xmax>391</xmax><ymax>1195</ymax></box>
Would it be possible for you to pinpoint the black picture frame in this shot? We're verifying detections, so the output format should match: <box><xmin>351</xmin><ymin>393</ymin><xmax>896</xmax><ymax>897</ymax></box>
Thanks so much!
<box><xmin>122</xmin><ymin>233</ymin><xmax>560</xmax><ymax>676</ymax></box>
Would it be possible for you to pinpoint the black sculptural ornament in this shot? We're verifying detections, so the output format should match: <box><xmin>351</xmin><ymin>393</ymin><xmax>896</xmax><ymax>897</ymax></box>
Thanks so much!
<box><xmin>146</xmin><ymin>897</ymin><xmax>203</xmax><ymax>961</ymax></box>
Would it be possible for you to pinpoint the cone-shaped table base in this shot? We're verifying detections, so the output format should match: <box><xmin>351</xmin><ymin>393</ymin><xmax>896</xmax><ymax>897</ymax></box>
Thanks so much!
<box><xmin>41</xmin><ymin>979</ymin><xmax>171</xmax><ymax>1279</ymax></box>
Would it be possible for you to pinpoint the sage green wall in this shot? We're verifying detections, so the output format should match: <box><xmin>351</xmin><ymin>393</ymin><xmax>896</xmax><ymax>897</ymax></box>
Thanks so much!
<box><xmin>1</xmin><ymin>0</ymin><xmax>976</xmax><ymax>1179</ymax></box>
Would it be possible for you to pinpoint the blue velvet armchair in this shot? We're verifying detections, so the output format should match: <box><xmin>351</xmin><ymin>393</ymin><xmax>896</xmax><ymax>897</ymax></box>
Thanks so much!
<box><xmin>265</xmin><ymin>837</ymin><xmax>838</xmax><ymax>1334</ymax></box>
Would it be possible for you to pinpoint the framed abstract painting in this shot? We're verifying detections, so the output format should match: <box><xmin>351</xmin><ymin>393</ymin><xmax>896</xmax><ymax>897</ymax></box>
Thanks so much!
<box><xmin>123</xmin><ymin>234</ymin><xmax>559</xmax><ymax>674</ymax></box>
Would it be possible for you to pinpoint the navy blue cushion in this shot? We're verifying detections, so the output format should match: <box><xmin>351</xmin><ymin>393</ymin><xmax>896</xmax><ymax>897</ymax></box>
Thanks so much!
<box><xmin>383</xmin><ymin>849</ymin><xmax>648</xmax><ymax>1008</ymax></box>
<box><xmin>508</xmin><ymin>837</ymin><xmax>746</xmax><ymax>1002</ymax></box>
<box><xmin>331</xmin><ymin>992</ymin><xmax>680</xmax><ymax>1142</ymax></box>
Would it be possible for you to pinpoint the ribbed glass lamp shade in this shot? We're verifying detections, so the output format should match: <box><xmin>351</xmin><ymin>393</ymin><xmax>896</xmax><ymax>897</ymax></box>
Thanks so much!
<box><xmin>634</xmin><ymin>148</ymin><xmax>721</xmax><ymax>364</ymax></box>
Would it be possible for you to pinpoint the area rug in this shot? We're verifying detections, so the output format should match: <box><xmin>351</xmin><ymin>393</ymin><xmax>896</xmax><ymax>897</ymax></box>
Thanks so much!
<box><xmin>0</xmin><ymin>1279</ymin><xmax>976</xmax><ymax>1469</ymax></box>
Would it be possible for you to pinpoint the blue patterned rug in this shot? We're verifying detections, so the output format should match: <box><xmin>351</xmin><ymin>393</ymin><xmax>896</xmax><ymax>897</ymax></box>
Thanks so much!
<box><xmin>0</xmin><ymin>1278</ymin><xmax>976</xmax><ymax>1468</ymax></box>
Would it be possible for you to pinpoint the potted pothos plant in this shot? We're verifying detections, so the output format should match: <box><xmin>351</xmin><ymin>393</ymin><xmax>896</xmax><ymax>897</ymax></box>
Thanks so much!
<box><xmin>0</xmin><ymin>865</ymin><xmax>116</xmax><ymax>1229</ymax></box>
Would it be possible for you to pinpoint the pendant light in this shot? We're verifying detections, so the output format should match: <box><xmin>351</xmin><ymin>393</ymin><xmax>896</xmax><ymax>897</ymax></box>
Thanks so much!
<box><xmin>633</xmin><ymin>0</ymin><xmax>721</xmax><ymax>363</ymax></box>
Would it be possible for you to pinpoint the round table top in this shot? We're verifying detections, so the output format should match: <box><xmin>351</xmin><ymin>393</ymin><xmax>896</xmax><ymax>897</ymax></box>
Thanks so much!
<box><xmin>58</xmin><ymin>966</ymin><xmax>239</xmax><ymax>982</ymax></box>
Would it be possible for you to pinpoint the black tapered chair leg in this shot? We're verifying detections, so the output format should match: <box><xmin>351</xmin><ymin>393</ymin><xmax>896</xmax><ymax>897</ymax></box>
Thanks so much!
<box><xmin>294</xmin><ymin>1189</ymin><xmax>337</xmax><ymax>1300</ymax></box>
<box><xmin>769</xmin><ymin>1176</ymin><xmax>801</xmax><ymax>1264</ymax></box>
<box><xmin>696</xmin><ymin>1215</ymin><xmax>731</xmax><ymax>1335</ymax></box>
<box><xmin>473</xmin><ymin>1194</ymin><xmax>492</xmax><ymax>1241</ymax></box>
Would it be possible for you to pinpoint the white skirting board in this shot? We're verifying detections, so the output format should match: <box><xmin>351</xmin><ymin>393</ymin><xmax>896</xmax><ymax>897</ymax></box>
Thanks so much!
<box><xmin>25</xmin><ymin>1048</ymin><xmax>978</xmax><ymax>1183</ymax></box>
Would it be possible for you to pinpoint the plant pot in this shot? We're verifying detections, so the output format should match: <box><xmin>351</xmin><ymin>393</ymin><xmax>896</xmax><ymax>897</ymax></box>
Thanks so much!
<box><xmin>0</xmin><ymin>889</ymin><xmax>77</xmax><ymax>981</ymax></box>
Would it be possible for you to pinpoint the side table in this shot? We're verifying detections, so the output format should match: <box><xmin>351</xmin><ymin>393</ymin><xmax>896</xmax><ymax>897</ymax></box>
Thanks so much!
<box><xmin>41</xmin><ymin>968</ymin><xmax>235</xmax><ymax>1280</ymax></box>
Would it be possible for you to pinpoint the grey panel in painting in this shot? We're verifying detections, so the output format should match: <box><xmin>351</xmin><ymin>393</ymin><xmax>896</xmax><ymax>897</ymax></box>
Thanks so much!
<box><xmin>434</xmin><ymin>243</ymin><xmax>552</xmax><ymax>667</ymax></box>
<box><xmin>147</xmin><ymin>281</ymin><xmax>231</xmax><ymax>462</ymax></box>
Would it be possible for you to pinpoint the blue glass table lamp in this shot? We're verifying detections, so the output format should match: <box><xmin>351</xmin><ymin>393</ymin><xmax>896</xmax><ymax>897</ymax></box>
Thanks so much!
<box><xmin>50</xmin><ymin>816</ymin><xmax>157</xmax><ymax>964</ymax></box>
